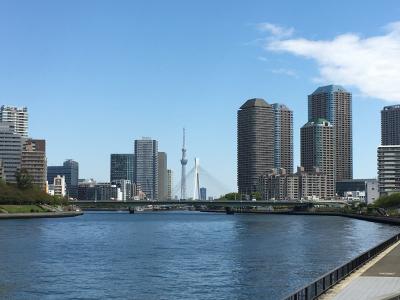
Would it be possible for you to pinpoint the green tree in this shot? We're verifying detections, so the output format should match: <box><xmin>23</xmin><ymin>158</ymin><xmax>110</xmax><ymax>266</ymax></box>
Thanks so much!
<box><xmin>374</xmin><ymin>193</ymin><xmax>400</xmax><ymax>208</ymax></box>
<box><xmin>251</xmin><ymin>192</ymin><xmax>261</xmax><ymax>200</ymax></box>
<box><xmin>15</xmin><ymin>169</ymin><xmax>34</xmax><ymax>190</ymax></box>
<box><xmin>221</xmin><ymin>192</ymin><xmax>239</xmax><ymax>200</ymax></box>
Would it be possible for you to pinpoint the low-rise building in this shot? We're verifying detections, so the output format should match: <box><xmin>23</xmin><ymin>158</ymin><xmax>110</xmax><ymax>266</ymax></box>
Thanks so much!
<box><xmin>48</xmin><ymin>175</ymin><xmax>66</xmax><ymax>197</ymax></box>
<box><xmin>112</xmin><ymin>179</ymin><xmax>132</xmax><ymax>201</ymax></box>
<box><xmin>78</xmin><ymin>179</ymin><xmax>96</xmax><ymax>200</ymax></box>
<box><xmin>258</xmin><ymin>168</ymin><xmax>298</xmax><ymax>201</ymax></box>
<box><xmin>336</xmin><ymin>179</ymin><xmax>379</xmax><ymax>203</ymax></box>
<box><xmin>366</xmin><ymin>179</ymin><xmax>379</xmax><ymax>204</ymax></box>
<box><xmin>297</xmin><ymin>167</ymin><xmax>330</xmax><ymax>201</ymax></box>
<box><xmin>258</xmin><ymin>166</ymin><xmax>330</xmax><ymax>201</ymax></box>
<box><xmin>78</xmin><ymin>181</ymin><xmax>121</xmax><ymax>201</ymax></box>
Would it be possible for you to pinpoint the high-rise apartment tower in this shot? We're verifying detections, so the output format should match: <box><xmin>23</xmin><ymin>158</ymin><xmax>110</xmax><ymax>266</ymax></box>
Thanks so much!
<box><xmin>237</xmin><ymin>98</ymin><xmax>293</xmax><ymax>195</ymax></box>
<box><xmin>134</xmin><ymin>138</ymin><xmax>158</xmax><ymax>200</ymax></box>
<box><xmin>300</xmin><ymin>119</ymin><xmax>335</xmax><ymax>198</ymax></box>
<box><xmin>308</xmin><ymin>85</ymin><xmax>352</xmax><ymax>180</ymax></box>
<box><xmin>381</xmin><ymin>105</ymin><xmax>400</xmax><ymax>145</ymax></box>
<box><xmin>158</xmin><ymin>152</ymin><xmax>168</xmax><ymax>201</ymax></box>
<box><xmin>0</xmin><ymin>105</ymin><xmax>28</xmax><ymax>137</ymax></box>
<box><xmin>0</xmin><ymin>122</ymin><xmax>24</xmax><ymax>183</ymax></box>
<box><xmin>238</xmin><ymin>99</ymin><xmax>274</xmax><ymax>194</ymax></box>
<box><xmin>167</xmin><ymin>169</ymin><xmax>173</xmax><ymax>200</ymax></box>
<box><xmin>273</xmin><ymin>103</ymin><xmax>293</xmax><ymax>173</ymax></box>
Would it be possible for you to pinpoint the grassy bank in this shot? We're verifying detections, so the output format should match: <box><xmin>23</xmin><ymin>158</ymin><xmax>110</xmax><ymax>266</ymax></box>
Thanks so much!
<box><xmin>0</xmin><ymin>205</ymin><xmax>49</xmax><ymax>213</ymax></box>
<box><xmin>0</xmin><ymin>179</ymin><xmax>67</xmax><ymax>206</ymax></box>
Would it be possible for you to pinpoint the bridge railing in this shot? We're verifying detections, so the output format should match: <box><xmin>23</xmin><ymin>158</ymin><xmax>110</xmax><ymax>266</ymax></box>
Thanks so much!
<box><xmin>283</xmin><ymin>232</ymin><xmax>400</xmax><ymax>300</ymax></box>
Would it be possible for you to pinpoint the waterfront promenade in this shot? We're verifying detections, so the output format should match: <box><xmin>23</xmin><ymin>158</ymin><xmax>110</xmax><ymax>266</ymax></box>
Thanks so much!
<box><xmin>321</xmin><ymin>239</ymin><xmax>400</xmax><ymax>299</ymax></box>
<box><xmin>0</xmin><ymin>211</ymin><xmax>83</xmax><ymax>219</ymax></box>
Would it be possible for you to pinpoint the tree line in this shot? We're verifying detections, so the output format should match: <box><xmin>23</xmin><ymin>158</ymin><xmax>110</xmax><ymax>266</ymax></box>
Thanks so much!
<box><xmin>0</xmin><ymin>169</ymin><xmax>67</xmax><ymax>205</ymax></box>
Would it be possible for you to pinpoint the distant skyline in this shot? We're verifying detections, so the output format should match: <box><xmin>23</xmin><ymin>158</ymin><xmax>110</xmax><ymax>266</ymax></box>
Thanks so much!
<box><xmin>0</xmin><ymin>0</ymin><xmax>399</xmax><ymax>196</ymax></box>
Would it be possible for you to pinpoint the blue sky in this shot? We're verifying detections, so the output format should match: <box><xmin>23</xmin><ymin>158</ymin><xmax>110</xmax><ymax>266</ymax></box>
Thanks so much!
<box><xmin>0</xmin><ymin>0</ymin><xmax>399</xmax><ymax>197</ymax></box>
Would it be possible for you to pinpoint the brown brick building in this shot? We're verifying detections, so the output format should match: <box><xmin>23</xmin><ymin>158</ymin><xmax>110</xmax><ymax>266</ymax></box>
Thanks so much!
<box><xmin>237</xmin><ymin>99</ymin><xmax>293</xmax><ymax>195</ymax></box>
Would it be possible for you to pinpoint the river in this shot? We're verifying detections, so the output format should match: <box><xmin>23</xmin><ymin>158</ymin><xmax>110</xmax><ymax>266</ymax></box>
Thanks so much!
<box><xmin>0</xmin><ymin>211</ymin><xmax>398</xmax><ymax>299</ymax></box>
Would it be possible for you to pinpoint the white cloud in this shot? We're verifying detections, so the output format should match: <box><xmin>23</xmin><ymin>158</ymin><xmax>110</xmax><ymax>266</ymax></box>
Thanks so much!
<box><xmin>257</xmin><ymin>56</ymin><xmax>269</xmax><ymax>62</ymax></box>
<box><xmin>257</xmin><ymin>22</ymin><xmax>294</xmax><ymax>39</ymax></box>
<box><xmin>261</xmin><ymin>21</ymin><xmax>400</xmax><ymax>102</ymax></box>
<box><xmin>270</xmin><ymin>68</ymin><xmax>298</xmax><ymax>78</ymax></box>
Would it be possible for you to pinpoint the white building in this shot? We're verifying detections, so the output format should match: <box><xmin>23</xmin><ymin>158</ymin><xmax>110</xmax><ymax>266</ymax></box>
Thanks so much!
<box><xmin>378</xmin><ymin>145</ymin><xmax>400</xmax><ymax>195</ymax></box>
<box><xmin>366</xmin><ymin>179</ymin><xmax>379</xmax><ymax>204</ymax></box>
<box><xmin>112</xmin><ymin>179</ymin><xmax>132</xmax><ymax>201</ymax></box>
<box><xmin>48</xmin><ymin>175</ymin><xmax>66</xmax><ymax>197</ymax></box>
<box><xmin>0</xmin><ymin>106</ymin><xmax>28</xmax><ymax>137</ymax></box>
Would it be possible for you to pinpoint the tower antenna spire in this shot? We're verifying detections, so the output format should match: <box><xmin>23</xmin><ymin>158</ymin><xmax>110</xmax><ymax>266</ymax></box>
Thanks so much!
<box><xmin>180</xmin><ymin>128</ymin><xmax>188</xmax><ymax>200</ymax></box>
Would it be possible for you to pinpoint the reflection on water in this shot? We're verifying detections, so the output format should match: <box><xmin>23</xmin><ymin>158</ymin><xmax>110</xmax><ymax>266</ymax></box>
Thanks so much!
<box><xmin>0</xmin><ymin>211</ymin><xmax>398</xmax><ymax>300</ymax></box>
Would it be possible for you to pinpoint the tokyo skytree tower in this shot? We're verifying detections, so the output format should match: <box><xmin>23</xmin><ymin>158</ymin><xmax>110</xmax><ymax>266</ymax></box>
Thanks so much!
<box><xmin>180</xmin><ymin>128</ymin><xmax>188</xmax><ymax>200</ymax></box>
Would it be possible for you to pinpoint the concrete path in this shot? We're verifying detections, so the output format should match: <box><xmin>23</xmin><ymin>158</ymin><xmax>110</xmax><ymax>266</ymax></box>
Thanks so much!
<box><xmin>0</xmin><ymin>211</ymin><xmax>83</xmax><ymax>219</ymax></box>
<box><xmin>322</xmin><ymin>240</ymin><xmax>400</xmax><ymax>300</ymax></box>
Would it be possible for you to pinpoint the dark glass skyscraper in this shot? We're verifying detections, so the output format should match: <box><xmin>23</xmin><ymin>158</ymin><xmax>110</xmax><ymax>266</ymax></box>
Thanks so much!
<box><xmin>200</xmin><ymin>187</ymin><xmax>207</xmax><ymax>200</ymax></box>
<box><xmin>308</xmin><ymin>85</ymin><xmax>352</xmax><ymax>180</ymax></box>
<box><xmin>47</xmin><ymin>159</ymin><xmax>79</xmax><ymax>198</ymax></box>
<box><xmin>110</xmin><ymin>154</ymin><xmax>134</xmax><ymax>183</ymax></box>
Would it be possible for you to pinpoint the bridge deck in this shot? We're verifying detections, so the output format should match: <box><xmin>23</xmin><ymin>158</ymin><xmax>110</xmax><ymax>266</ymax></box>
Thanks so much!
<box><xmin>71</xmin><ymin>200</ymin><xmax>347</xmax><ymax>207</ymax></box>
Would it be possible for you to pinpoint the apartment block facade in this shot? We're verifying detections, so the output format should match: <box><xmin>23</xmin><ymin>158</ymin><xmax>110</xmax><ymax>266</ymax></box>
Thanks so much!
<box><xmin>21</xmin><ymin>139</ymin><xmax>47</xmax><ymax>190</ymax></box>
<box><xmin>0</xmin><ymin>122</ymin><xmax>24</xmax><ymax>183</ymax></box>
<box><xmin>381</xmin><ymin>105</ymin><xmax>400</xmax><ymax>145</ymax></box>
<box><xmin>378</xmin><ymin>145</ymin><xmax>400</xmax><ymax>195</ymax></box>
<box><xmin>134</xmin><ymin>138</ymin><xmax>158</xmax><ymax>200</ymax></box>
<box><xmin>0</xmin><ymin>105</ymin><xmax>28</xmax><ymax>137</ymax></box>
<box><xmin>237</xmin><ymin>98</ymin><xmax>293</xmax><ymax>194</ymax></box>
<box><xmin>300</xmin><ymin>119</ymin><xmax>335</xmax><ymax>198</ymax></box>
<box><xmin>308</xmin><ymin>85</ymin><xmax>352</xmax><ymax>180</ymax></box>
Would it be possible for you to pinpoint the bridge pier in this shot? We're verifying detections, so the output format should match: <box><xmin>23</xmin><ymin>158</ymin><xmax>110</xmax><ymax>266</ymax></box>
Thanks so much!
<box><xmin>225</xmin><ymin>207</ymin><xmax>235</xmax><ymax>215</ymax></box>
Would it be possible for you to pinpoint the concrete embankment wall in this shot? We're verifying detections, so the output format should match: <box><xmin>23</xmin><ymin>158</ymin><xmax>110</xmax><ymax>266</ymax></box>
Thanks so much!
<box><xmin>201</xmin><ymin>209</ymin><xmax>400</xmax><ymax>226</ymax></box>
<box><xmin>0</xmin><ymin>211</ymin><xmax>84</xmax><ymax>220</ymax></box>
<box><xmin>268</xmin><ymin>211</ymin><xmax>400</xmax><ymax>226</ymax></box>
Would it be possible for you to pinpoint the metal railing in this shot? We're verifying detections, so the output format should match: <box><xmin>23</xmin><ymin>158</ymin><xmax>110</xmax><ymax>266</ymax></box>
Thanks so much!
<box><xmin>284</xmin><ymin>233</ymin><xmax>400</xmax><ymax>300</ymax></box>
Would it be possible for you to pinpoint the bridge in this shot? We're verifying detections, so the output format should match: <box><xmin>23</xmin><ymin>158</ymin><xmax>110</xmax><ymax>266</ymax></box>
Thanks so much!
<box><xmin>71</xmin><ymin>200</ymin><xmax>348</xmax><ymax>209</ymax></box>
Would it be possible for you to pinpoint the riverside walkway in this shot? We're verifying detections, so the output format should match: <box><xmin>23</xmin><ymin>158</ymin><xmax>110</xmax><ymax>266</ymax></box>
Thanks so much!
<box><xmin>322</xmin><ymin>239</ymin><xmax>400</xmax><ymax>299</ymax></box>
<box><xmin>0</xmin><ymin>211</ymin><xmax>83</xmax><ymax>219</ymax></box>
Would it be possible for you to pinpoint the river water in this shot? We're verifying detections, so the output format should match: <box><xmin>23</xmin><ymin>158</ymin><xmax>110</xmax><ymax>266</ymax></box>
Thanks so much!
<box><xmin>0</xmin><ymin>211</ymin><xmax>398</xmax><ymax>300</ymax></box>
